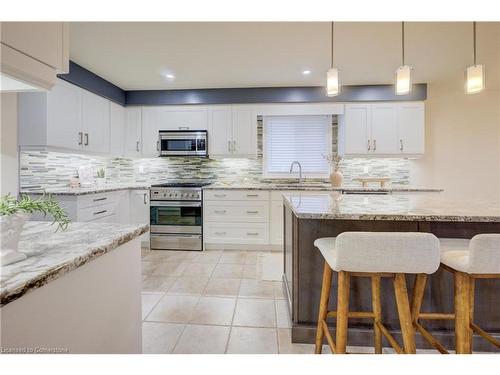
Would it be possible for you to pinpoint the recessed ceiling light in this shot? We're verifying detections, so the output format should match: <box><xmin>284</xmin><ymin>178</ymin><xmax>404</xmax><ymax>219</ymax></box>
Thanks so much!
<box><xmin>302</xmin><ymin>70</ymin><xmax>311</xmax><ymax>75</ymax></box>
<box><xmin>164</xmin><ymin>73</ymin><xmax>175</xmax><ymax>80</ymax></box>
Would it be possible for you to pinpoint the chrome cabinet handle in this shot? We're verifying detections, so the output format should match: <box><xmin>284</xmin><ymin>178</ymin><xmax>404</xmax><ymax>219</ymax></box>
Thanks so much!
<box><xmin>228</xmin><ymin>140</ymin><xmax>231</xmax><ymax>152</ymax></box>
<box><xmin>179</xmin><ymin>126</ymin><xmax>189</xmax><ymax>130</ymax></box>
<box><xmin>373</xmin><ymin>139</ymin><xmax>377</xmax><ymax>151</ymax></box>
<box><xmin>400</xmin><ymin>139</ymin><xmax>404</xmax><ymax>151</ymax></box>
<box><xmin>246</xmin><ymin>194</ymin><xmax>259</xmax><ymax>197</ymax></box>
<box><xmin>214</xmin><ymin>232</ymin><xmax>226</xmax><ymax>236</ymax></box>
<box><xmin>84</xmin><ymin>133</ymin><xmax>89</xmax><ymax>146</ymax></box>
<box><xmin>233</xmin><ymin>140</ymin><xmax>236</xmax><ymax>152</ymax></box>
<box><xmin>367</xmin><ymin>139</ymin><xmax>371</xmax><ymax>151</ymax></box>
<box><xmin>78</xmin><ymin>132</ymin><xmax>83</xmax><ymax>146</ymax></box>
<box><xmin>247</xmin><ymin>232</ymin><xmax>259</xmax><ymax>236</ymax></box>
<box><xmin>246</xmin><ymin>210</ymin><xmax>259</xmax><ymax>214</ymax></box>
<box><xmin>214</xmin><ymin>194</ymin><xmax>226</xmax><ymax>198</ymax></box>
<box><xmin>143</xmin><ymin>193</ymin><xmax>148</xmax><ymax>205</ymax></box>
<box><xmin>214</xmin><ymin>210</ymin><xmax>227</xmax><ymax>214</ymax></box>
<box><xmin>93</xmin><ymin>197</ymin><xmax>107</xmax><ymax>202</ymax></box>
<box><xmin>136</xmin><ymin>141</ymin><xmax>140</xmax><ymax>152</ymax></box>
<box><xmin>93</xmin><ymin>210</ymin><xmax>107</xmax><ymax>215</ymax></box>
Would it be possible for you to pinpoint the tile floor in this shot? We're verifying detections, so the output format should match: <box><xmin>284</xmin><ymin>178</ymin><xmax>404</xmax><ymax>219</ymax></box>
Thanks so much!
<box><xmin>140</xmin><ymin>248</ymin><xmax>447</xmax><ymax>354</ymax></box>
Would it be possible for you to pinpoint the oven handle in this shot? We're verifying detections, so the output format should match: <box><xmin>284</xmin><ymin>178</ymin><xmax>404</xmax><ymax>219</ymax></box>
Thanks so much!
<box><xmin>150</xmin><ymin>233</ymin><xmax>202</xmax><ymax>238</ymax></box>
<box><xmin>150</xmin><ymin>201</ymin><xmax>202</xmax><ymax>207</ymax></box>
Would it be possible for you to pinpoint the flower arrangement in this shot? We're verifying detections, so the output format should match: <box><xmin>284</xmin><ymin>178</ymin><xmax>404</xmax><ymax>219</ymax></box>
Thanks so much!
<box><xmin>323</xmin><ymin>153</ymin><xmax>343</xmax><ymax>170</ymax></box>
<box><xmin>96</xmin><ymin>168</ymin><xmax>105</xmax><ymax>179</ymax></box>
<box><xmin>0</xmin><ymin>194</ymin><xmax>70</xmax><ymax>231</ymax></box>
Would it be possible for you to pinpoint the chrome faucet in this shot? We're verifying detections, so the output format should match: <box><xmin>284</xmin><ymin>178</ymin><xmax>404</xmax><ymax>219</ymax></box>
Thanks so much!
<box><xmin>289</xmin><ymin>161</ymin><xmax>303</xmax><ymax>184</ymax></box>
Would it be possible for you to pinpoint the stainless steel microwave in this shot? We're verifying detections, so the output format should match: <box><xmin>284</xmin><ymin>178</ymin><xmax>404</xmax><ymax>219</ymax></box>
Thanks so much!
<box><xmin>158</xmin><ymin>130</ymin><xmax>208</xmax><ymax>157</ymax></box>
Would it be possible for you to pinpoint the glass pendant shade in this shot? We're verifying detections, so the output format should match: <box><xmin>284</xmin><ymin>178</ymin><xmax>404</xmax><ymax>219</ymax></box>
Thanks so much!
<box><xmin>465</xmin><ymin>64</ymin><xmax>484</xmax><ymax>94</ymax></box>
<box><xmin>395</xmin><ymin>65</ymin><xmax>412</xmax><ymax>95</ymax></box>
<box><xmin>326</xmin><ymin>68</ymin><xmax>340</xmax><ymax>97</ymax></box>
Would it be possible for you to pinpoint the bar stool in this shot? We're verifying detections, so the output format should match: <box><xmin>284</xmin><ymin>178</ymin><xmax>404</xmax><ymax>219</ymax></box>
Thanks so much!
<box><xmin>314</xmin><ymin>232</ymin><xmax>440</xmax><ymax>354</ymax></box>
<box><xmin>411</xmin><ymin>234</ymin><xmax>500</xmax><ymax>354</ymax></box>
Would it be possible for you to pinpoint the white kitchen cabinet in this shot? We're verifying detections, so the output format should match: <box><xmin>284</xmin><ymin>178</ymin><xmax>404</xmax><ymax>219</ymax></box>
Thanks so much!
<box><xmin>159</xmin><ymin>106</ymin><xmax>208</xmax><ymax>131</ymax></box>
<box><xmin>0</xmin><ymin>22</ymin><xmax>69</xmax><ymax>90</ymax></box>
<box><xmin>109</xmin><ymin>102</ymin><xmax>126</xmax><ymax>157</ymax></box>
<box><xmin>207</xmin><ymin>105</ymin><xmax>257</xmax><ymax>158</ymax></box>
<box><xmin>81</xmin><ymin>90</ymin><xmax>110</xmax><ymax>154</ymax></box>
<box><xmin>397</xmin><ymin>102</ymin><xmax>425</xmax><ymax>155</ymax></box>
<box><xmin>207</xmin><ymin>106</ymin><xmax>233</xmax><ymax>155</ymax></box>
<box><xmin>339</xmin><ymin>102</ymin><xmax>424</xmax><ymax>157</ymax></box>
<box><xmin>129</xmin><ymin>189</ymin><xmax>150</xmax><ymax>246</ymax></box>
<box><xmin>125</xmin><ymin>107</ymin><xmax>142</xmax><ymax>157</ymax></box>
<box><xmin>269</xmin><ymin>200</ymin><xmax>284</xmax><ymax>245</ymax></box>
<box><xmin>141</xmin><ymin>107</ymin><xmax>160</xmax><ymax>157</ymax></box>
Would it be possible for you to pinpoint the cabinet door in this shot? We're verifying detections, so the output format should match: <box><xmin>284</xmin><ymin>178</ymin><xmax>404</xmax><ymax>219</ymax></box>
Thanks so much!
<box><xmin>46</xmin><ymin>79</ymin><xmax>82</xmax><ymax>149</ymax></box>
<box><xmin>109</xmin><ymin>102</ymin><xmax>125</xmax><ymax>157</ymax></box>
<box><xmin>371</xmin><ymin>103</ymin><xmax>398</xmax><ymax>155</ymax></box>
<box><xmin>270</xmin><ymin>200</ymin><xmax>284</xmax><ymax>245</ymax></box>
<box><xmin>81</xmin><ymin>90</ymin><xmax>110</xmax><ymax>153</ymax></box>
<box><xmin>129</xmin><ymin>190</ymin><xmax>150</xmax><ymax>225</ymax></box>
<box><xmin>232</xmin><ymin>106</ymin><xmax>257</xmax><ymax>156</ymax></box>
<box><xmin>160</xmin><ymin>107</ymin><xmax>208</xmax><ymax>131</ymax></box>
<box><xmin>207</xmin><ymin>106</ymin><xmax>233</xmax><ymax>156</ymax></box>
<box><xmin>343</xmin><ymin>104</ymin><xmax>371</xmax><ymax>155</ymax></box>
<box><xmin>141</xmin><ymin>107</ymin><xmax>160</xmax><ymax>157</ymax></box>
<box><xmin>125</xmin><ymin>107</ymin><xmax>142</xmax><ymax>157</ymax></box>
<box><xmin>396</xmin><ymin>103</ymin><xmax>425</xmax><ymax>155</ymax></box>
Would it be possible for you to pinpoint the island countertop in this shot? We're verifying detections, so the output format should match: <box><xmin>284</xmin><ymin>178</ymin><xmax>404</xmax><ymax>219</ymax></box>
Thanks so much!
<box><xmin>283</xmin><ymin>191</ymin><xmax>500</xmax><ymax>222</ymax></box>
<box><xmin>0</xmin><ymin>221</ymin><xmax>149</xmax><ymax>307</ymax></box>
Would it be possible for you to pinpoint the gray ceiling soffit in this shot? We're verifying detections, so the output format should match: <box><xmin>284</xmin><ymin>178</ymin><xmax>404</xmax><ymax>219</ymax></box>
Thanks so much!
<box><xmin>125</xmin><ymin>84</ymin><xmax>427</xmax><ymax>106</ymax></box>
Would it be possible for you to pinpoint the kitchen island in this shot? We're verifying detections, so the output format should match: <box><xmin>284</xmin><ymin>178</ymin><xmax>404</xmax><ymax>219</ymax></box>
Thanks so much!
<box><xmin>1</xmin><ymin>221</ymin><xmax>149</xmax><ymax>354</ymax></box>
<box><xmin>283</xmin><ymin>192</ymin><xmax>500</xmax><ymax>351</ymax></box>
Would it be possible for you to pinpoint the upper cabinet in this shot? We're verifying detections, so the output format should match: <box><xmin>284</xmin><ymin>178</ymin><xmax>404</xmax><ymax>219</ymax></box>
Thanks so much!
<box><xmin>141</xmin><ymin>107</ymin><xmax>160</xmax><ymax>157</ymax></box>
<box><xmin>109</xmin><ymin>102</ymin><xmax>126</xmax><ymax>157</ymax></box>
<box><xmin>0</xmin><ymin>22</ymin><xmax>69</xmax><ymax>91</ymax></box>
<box><xmin>159</xmin><ymin>106</ymin><xmax>208</xmax><ymax>131</ymax></box>
<box><xmin>339</xmin><ymin>102</ymin><xmax>425</xmax><ymax>157</ymax></box>
<box><xmin>19</xmin><ymin>79</ymin><xmax>111</xmax><ymax>154</ymax></box>
<box><xmin>208</xmin><ymin>105</ymin><xmax>257</xmax><ymax>158</ymax></box>
<box><xmin>125</xmin><ymin>107</ymin><xmax>142</xmax><ymax>157</ymax></box>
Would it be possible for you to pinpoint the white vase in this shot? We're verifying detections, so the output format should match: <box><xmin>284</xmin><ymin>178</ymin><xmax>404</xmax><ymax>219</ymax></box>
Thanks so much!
<box><xmin>330</xmin><ymin>168</ymin><xmax>344</xmax><ymax>187</ymax></box>
<box><xmin>0</xmin><ymin>212</ymin><xmax>30</xmax><ymax>266</ymax></box>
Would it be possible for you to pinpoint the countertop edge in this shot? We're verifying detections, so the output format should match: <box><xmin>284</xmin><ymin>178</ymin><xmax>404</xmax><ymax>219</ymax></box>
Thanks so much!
<box><xmin>20</xmin><ymin>186</ymin><xmax>151</xmax><ymax>196</ymax></box>
<box><xmin>0</xmin><ymin>224</ymin><xmax>149</xmax><ymax>307</ymax></box>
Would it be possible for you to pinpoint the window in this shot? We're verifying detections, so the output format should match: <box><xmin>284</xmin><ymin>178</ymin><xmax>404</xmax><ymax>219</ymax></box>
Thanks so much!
<box><xmin>263</xmin><ymin>115</ymin><xmax>332</xmax><ymax>178</ymax></box>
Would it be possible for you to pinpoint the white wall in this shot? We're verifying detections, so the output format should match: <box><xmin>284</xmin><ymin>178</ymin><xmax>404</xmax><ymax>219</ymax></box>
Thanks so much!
<box><xmin>409</xmin><ymin>23</ymin><xmax>500</xmax><ymax>205</ymax></box>
<box><xmin>0</xmin><ymin>93</ymin><xmax>19</xmax><ymax>197</ymax></box>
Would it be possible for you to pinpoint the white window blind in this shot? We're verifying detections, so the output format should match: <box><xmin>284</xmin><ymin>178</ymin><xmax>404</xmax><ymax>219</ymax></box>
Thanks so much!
<box><xmin>263</xmin><ymin>115</ymin><xmax>332</xmax><ymax>177</ymax></box>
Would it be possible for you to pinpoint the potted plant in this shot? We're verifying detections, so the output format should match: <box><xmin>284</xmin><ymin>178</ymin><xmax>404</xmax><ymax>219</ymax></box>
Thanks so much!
<box><xmin>96</xmin><ymin>168</ymin><xmax>106</xmax><ymax>187</ymax></box>
<box><xmin>0</xmin><ymin>194</ymin><xmax>70</xmax><ymax>266</ymax></box>
<box><xmin>324</xmin><ymin>153</ymin><xmax>344</xmax><ymax>187</ymax></box>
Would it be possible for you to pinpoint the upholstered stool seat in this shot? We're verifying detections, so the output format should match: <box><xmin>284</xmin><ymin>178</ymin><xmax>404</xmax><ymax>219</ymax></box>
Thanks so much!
<box><xmin>412</xmin><ymin>234</ymin><xmax>500</xmax><ymax>354</ymax></box>
<box><xmin>314</xmin><ymin>232</ymin><xmax>440</xmax><ymax>354</ymax></box>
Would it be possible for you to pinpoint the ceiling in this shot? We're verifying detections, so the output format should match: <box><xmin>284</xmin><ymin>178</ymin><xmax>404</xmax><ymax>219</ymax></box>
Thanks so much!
<box><xmin>69</xmin><ymin>22</ymin><xmax>499</xmax><ymax>91</ymax></box>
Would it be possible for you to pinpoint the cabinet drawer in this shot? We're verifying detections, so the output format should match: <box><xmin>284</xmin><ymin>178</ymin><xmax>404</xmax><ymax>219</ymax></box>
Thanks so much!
<box><xmin>204</xmin><ymin>223</ymin><xmax>268</xmax><ymax>244</ymax></box>
<box><xmin>204</xmin><ymin>190</ymin><xmax>269</xmax><ymax>201</ymax></box>
<box><xmin>204</xmin><ymin>201</ymin><xmax>269</xmax><ymax>223</ymax></box>
<box><xmin>78</xmin><ymin>192</ymin><xmax>118</xmax><ymax>209</ymax></box>
<box><xmin>78</xmin><ymin>202</ymin><xmax>116</xmax><ymax>222</ymax></box>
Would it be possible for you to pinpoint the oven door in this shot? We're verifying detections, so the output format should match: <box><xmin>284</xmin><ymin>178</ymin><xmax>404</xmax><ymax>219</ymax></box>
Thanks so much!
<box><xmin>150</xmin><ymin>201</ymin><xmax>202</xmax><ymax>234</ymax></box>
<box><xmin>159</xmin><ymin>132</ymin><xmax>207</xmax><ymax>156</ymax></box>
<box><xmin>150</xmin><ymin>233</ymin><xmax>202</xmax><ymax>251</ymax></box>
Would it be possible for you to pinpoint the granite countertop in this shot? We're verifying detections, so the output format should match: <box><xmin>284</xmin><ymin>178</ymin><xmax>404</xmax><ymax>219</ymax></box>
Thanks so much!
<box><xmin>204</xmin><ymin>181</ymin><xmax>443</xmax><ymax>193</ymax></box>
<box><xmin>20</xmin><ymin>183</ymin><xmax>152</xmax><ymax>196</ymax></box>
<box><xmin>0</xmin><ymin>221</ymin><xmax>149</xmax><ymax>307</ymax></box>
<box><xmin>283</xmin><ymin>191</ymin><xmax>500</xmax><ymax>222</ymax></box>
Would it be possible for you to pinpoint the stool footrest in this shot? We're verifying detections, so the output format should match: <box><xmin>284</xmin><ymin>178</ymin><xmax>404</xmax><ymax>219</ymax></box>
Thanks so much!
<box><xmin>418</xmin><ymin>312</ymin><xmax>455</xmax><ymax>320</ymax></box>
<box><xmin>327</xmin><ymin>311</ymin><xmax>376</xmax><ymax>319</ymax></box>
<box><xmin>376</xmin><ymin>321</ymin><xmax>404</xmax><ymax>354</ymax></box>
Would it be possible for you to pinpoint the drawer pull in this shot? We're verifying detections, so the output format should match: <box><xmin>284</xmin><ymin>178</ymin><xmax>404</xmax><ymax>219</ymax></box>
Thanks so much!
<box><xmin>214</xmin><ymin>210</ymin><xmax>227</xmax><ymax>214</ymax></box>
<box><xmin>214</xmin><ymin>194</ymin><xmax>226</xmax><ymax>198</ymax></box>
<box><xmin>93</xmin><ymin>210</ymin><xmax>107</xmax><ymax>215</ymax></box>
<box><xmin>247</xmin><ymin>232</ymin><xmax>259</xmax><ymax>236</ymax></box>
<box><xmin>214</xmin><ymin>231</ymin><xmax>226</xmax><ymax>236</ymax></box>
<box><xmin>93</xmin><ymin>197</ymin><xmax>107</xmax><ymax>202</ymax></box>
<box><xmin>246</xmin><ymin>194</ymin><xmax>259</xmax><ymax>197</ymax></box>
<box><xmin>246</xmin><ymin>210</ymin><xmax>259</xmax><ymax>214</ymax></box>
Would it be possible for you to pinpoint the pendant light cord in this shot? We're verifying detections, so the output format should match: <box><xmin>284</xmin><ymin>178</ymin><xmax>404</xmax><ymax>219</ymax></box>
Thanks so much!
<box><xmin>331</xmin><ymin>21</ymin><xmax>334</xmax><ymax>68</ymax></box>
<box><xmin>401</xmin><ymin>21</ymin><xmax>405</xmax><ymax>66</ymax></box>
<box><xmin>473</xmin><ymin>21</ymin><xmax>477</xmax><ymax>66</ymax></box>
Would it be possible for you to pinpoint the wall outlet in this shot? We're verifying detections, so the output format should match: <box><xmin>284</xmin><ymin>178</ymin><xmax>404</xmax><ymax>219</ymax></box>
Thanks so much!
<box><xmin>363</xmin><ymin>166</ymin><xmax>370</xmax><ymax>174</ymax></box>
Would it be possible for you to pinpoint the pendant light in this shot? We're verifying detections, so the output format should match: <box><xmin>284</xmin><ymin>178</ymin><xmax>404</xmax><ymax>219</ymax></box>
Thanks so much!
<box><xmin>465</xmin><ymin>22</ymin><xmax>484</xmax><ymax>94</ymax></box>
<box><xmin>326</xmin><ymin>21</ymin><xmax>340</xmax><ymax>97</ymax></box>
<box><xmin>395</xmin><ymin>22</ymin><xmax>412</xmax><ymax>95</ymax></box>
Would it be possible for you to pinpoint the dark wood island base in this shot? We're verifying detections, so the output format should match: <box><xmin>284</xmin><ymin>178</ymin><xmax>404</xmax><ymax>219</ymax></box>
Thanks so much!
<box><xmin>283</xmin><ymin>205</ymin><xmax>500</xmax><ymax>352</ymax></box>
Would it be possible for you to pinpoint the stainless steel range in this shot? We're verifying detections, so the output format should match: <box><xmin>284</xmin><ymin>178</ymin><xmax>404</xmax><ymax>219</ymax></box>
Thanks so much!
<box><xmin>149</xmin><ymin>181</ymin><xmax>211</xmax><ymax>251</ymax></box>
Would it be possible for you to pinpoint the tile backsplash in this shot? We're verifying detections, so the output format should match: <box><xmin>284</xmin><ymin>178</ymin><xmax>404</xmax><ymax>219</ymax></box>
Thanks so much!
<box><xmin>20</xmin><ymin>151</ymin><xmax>409</xmax><ymax>191</ymax></box>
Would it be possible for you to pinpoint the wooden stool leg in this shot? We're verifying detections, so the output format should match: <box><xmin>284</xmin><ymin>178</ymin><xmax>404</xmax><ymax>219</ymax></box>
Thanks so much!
<box><xmin>411</xmin><ymin>274</ymin><xmax>427</xmax><ymax>323</ymax></box>
<box><xmin>469</xmin><ymin>277</ymin><xmax>475</xmax><ymax>353</ymax></box>
<box><xmin>393</xmin><ymin>273</ymin><xmax>416</xmax><ymax>354</ymax></box>
<box><xmin>315</xmin><ymin>262</ymin><xmax>333</xmax><ymax>354</ymax></box>
<box><xmin>455</xmin><ymin>271</ymin><xmax>472</xmax><ymax>354</ymax></box>
<box><xmin>336</xmin><ymin>271</ymin><xmax>350</xmax><ymax>354</ymax></box>
<box><xmin>371</xmin><ymin>276</ymin><xmax>382</xmax><ymax>354</ymax></box>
